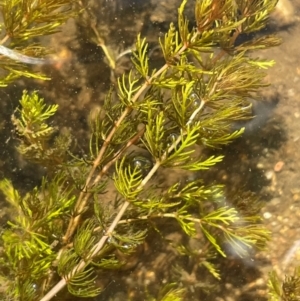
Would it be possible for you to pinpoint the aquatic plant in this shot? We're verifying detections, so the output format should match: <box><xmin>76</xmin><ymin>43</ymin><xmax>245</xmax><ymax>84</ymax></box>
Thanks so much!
<box><xmin>0</xmin><ymin>0</ymin><xmax>78</xmax><ymax>86</ymax></box>
<box><xmin>0</xmin><ymin>0</ymin><xmax>281</xmax><ymax>300</ymax></box>
<box><xmin>269</xmin><ymin>269</ymin><xmax>300</xmax><ymax>301</ymax></box>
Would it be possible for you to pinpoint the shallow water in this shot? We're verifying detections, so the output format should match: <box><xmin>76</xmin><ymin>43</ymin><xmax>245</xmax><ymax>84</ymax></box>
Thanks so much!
<box><xmin>0</xmin><ymin>0</ymin><xmax>300</xmax><ymax>300</ymax></box>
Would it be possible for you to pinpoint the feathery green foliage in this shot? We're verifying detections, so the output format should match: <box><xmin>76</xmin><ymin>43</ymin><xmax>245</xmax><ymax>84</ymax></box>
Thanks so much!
<box><xmin>0</xmin><ymin>0</ymin><xmax>283</xmax><ymax>300</ymax></box>
<box><xmin>11</xmin><ymin>90</ymin><xmax>71</xmax><ymax>166</ymax></box>
<box><xmin>268</xmin><ymin>269</ymin><xmax>300</xmax><ymax>301</ymax></box>
<box><xmin>0</xmin><ymin>0</ymin><xmax>79</xmax><ymax>86</ymax></box>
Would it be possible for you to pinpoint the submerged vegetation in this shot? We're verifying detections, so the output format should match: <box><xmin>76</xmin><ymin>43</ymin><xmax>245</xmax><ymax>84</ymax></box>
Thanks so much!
<box><xmin>0</xmin><ymin>0</ymin><xmax>296</xmax><ymax>300</ymax></box>
<box><xmin>0</xmin><ymin>0</ymin><xmax>78</xmax><ymax>86</ymax></box>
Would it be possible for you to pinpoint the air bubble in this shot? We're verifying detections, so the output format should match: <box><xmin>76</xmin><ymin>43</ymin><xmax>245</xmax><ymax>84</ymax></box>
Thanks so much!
<box><xmin>166</xmin><ymin>133</ymin><xmax>179</xmax><ymax>149</ymax></box>
<box><xmin>132</xmin><ymin>156</ymin><xmax>153</xmax><ymax>177</ymax></box>
<box><xmin>189</xmin><ymin>92</ymin><xmax>201</xmax><ymax>107</ymax></box>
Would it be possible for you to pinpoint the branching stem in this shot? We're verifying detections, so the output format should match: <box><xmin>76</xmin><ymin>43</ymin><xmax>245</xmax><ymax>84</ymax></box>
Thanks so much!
<box><xmin>42</xmin><ymin>31</ymin><xmax>202</xmax><ymax>300</ymax></box>
<box><xmin>62</xmin><ymin>31</ymin><xmax>195</xmax><ymax>245</ymax></box>
<box><xmin>42</xmin><ymin>8</ymin><xmax>254</xmax><ymax>299</ymax></box>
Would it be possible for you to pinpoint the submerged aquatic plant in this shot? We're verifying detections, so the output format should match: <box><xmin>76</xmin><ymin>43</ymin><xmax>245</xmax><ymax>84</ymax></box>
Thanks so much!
<box><xmin>0</xmin><ymin>0</ymin><xmax>282</xmax><ymax>300</ymax></box>
<box><xmin>269</xmin><ymin>268</ymin><xmax>300</xmax><ymax>301</ymax></box>
<box><xmin>0</xmin><ymin>0</ymin><xmax>78</xmax><ymax>85</ymax></box>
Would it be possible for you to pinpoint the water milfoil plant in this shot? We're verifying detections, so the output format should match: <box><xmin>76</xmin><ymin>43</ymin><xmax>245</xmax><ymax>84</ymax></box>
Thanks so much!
<box><xmin>0</xmin><ymin>0</ymin><xmax>281</xmax><ymax>300</ymax></box>
<box><xmin>0</xmin><ymin>0</ymin><xmax>78</xmax><ymax>86</ymax></box>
